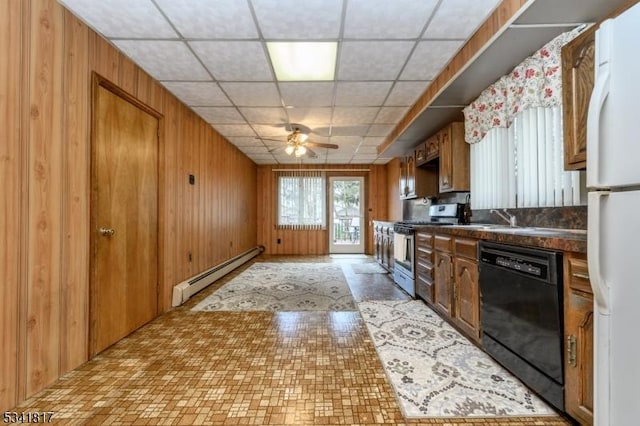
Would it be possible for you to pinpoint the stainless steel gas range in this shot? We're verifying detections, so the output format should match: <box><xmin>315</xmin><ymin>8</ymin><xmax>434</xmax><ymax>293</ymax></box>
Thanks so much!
<box><xmin>392</xmin><ymin>204</ymin><xmax>467</xmax><ymax>297</ymax></box>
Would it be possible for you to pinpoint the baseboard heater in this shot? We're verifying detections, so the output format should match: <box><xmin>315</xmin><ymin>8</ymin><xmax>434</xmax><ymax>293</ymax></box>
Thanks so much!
<box><xmin>172</xmin><ymin>245</ymin><xmax>264</xmax><ymax>307</ymax></box>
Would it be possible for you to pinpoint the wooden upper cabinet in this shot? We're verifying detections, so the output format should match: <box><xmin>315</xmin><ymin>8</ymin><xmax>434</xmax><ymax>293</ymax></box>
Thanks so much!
<box><xmin>415</xmin><ymin>142</ymin><xmax>427</xmax><ymax>165</ymax></box>
<box><xmin>400</xmin><ymin>152</ymin><xmax>438</xmax><ymax>200</ymax></box>
<box><xmin>562</xmin><ymin>25</ymin><xmax>596</xmax><ymax>171</ymax></box>
<box><xmin>438</xmin><ymin>122</ymin><xmax>470</xmax><ymax>192</ymax></box>
<box><xmin>425</xmin><ymin>134</ymin><xmax>439</xmax><ymax>162</ymax></box>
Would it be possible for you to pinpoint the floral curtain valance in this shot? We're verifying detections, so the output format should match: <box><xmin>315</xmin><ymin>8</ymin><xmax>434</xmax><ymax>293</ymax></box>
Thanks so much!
<box><xmin>463</xmin><ymin>28</ymin><xmax>581</xmax><ymax>144</ymax></box>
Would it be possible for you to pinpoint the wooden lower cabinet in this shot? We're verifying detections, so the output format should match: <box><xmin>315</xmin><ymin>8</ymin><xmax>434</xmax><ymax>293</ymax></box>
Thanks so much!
<box><xmin>453</xmin><ymin>255</ymin><xmax>480</xmax><ymax>340</ymax></box>
<box><xmin>564</xmin><ymin>253</ymin><xmax>594</xmax><ymax>425</ymax></box>
<box><xmin>373</xmin><ymin>221</ymin><xmax>394</xmax><ymax>272</ymax></box>
<box><xmin>432</xmin><ymin>235</ymin><xmax>480</xmax><ymax>342</ymax></box>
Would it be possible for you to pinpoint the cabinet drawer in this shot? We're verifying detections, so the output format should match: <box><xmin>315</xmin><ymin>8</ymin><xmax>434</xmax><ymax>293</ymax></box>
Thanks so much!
<box><xmin>416</xmin><ymin>232</ymin><xmax>433</xmax><ymax>248</ymax></box>
<box><xmin>455</xmin><ymin>238</ymin><xmax>478</xmax><ymax>260</ymax></box>
<box><xmin>416</xmin><ymin>274</ymin><xmax>434</xmax><ymax>303</ymax></box>
<box><xmin>434</xmin><ymin>235</ymin><xmax>453</xmax><ymax>253</ymax></box>
<box><xmin>567</xmin><ymin>256</ymin><xmax>591</xmax><ymax>294</ymax></box>
<box><xmin>416</xmin><ymin>246</ymin><xmax>433</xmax><ymax>261</ymax></box>
<box><xmin>416</xmin><ymin>262</ymin><xmax>433</xmax><ymax>280</ymax></box>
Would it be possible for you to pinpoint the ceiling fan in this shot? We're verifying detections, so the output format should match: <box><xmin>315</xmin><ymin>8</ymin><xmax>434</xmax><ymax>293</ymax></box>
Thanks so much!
<box><xmin>261</xmin><ymin>125</ymin><xmax>339</xmax><ymax>158</ymax></box>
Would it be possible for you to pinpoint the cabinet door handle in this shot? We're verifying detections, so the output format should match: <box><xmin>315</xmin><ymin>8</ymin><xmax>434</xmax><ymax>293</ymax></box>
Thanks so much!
<box><xmin>567</xmin><ymin>335</ymin><xmax>577</xmax><ymax>367</ymax></box>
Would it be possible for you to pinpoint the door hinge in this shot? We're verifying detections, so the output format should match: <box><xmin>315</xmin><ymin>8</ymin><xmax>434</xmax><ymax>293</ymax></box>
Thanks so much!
<box><xmin>567</xmin><ymin>335</ymin><xmax>577</xmax><ymax>367</ymax></box>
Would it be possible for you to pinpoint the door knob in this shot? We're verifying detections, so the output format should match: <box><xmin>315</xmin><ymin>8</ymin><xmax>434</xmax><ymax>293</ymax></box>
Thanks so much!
<box><xmin>99</xmin><ymin>227</ymin><xmax>115</xmax><ymax>237</ymax></box>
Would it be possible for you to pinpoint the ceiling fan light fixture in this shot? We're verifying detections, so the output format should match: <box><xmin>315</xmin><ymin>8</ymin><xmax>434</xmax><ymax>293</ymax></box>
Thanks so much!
<box><xmin>285</xmin><ymin>145</ymin><xmax>295</xmax><ymax>155</ymax></box>
<box><xmin>267</xmin><ymin>42</ymin><xmax>337</xmax><ymax>81</ymax></box>
<box><xmin>294</xmin><ymin>145</ymin><xmax>307</xmax><ymax>157</ymax></box>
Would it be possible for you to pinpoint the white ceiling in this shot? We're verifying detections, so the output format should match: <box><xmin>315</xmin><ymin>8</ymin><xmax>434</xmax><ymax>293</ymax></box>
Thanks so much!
<box><xmin>59</xmin><ymin>0</ymin><xmax>502</xmax><ymax>165</ymax></box>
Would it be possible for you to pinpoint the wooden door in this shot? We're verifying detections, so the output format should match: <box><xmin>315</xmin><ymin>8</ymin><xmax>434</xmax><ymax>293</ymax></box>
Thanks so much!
<box><xmin>453</xmin><ymin>257</ymin><xmax>480</xmax><ymax>341</ymax></box>
<box><xmin>562</xmin><ymin>26</ymin><xmax>595</xmax><ymax>170</ymax></box>
<box><xmin>564</xmin><ymin>255</ymin><xmax>594</xmax><ymax>425</ymax></box>
<box><xmin>434</xmin><ymin>251</ymin><xmax>452</xmax><ymax>316</ymax></box>
<box><xmin>91</xmin><ymin>81</ymin><xmax>160</xmax><ymax>356</ymax></box>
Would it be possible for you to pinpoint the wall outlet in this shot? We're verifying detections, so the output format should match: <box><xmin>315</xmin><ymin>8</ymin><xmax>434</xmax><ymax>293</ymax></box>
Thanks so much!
<box><xmin>188</xmin><ymin>251</ymin><xmax>193</xmax><ymax>262</ymax></box>
<box><xmin>277</xmin><ymin>238</ymin><xmax>281</xmax><ymax>244</ymax></box>
<box><xmin>188</xmin><ymin>174</ymin><xmax>195</xmax><ymax>185</ymax></box>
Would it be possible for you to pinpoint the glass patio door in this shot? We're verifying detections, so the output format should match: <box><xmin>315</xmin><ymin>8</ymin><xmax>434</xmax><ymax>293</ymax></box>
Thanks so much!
<box><xmin>329</xmin><ymin>177</ymin><xmax>365</xmax><ymax>254</ymax></box>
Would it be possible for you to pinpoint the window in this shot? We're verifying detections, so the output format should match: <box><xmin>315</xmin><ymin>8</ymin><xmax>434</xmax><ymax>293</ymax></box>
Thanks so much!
<box><xmin>277</xmin><ymin>170</ymin><xmax>326</xmax><ymax>229</ymax></box>
<box><xmin>470</xmin><ymin>106</ymin><xmax>585</xmax><ymax>209</ymax></box>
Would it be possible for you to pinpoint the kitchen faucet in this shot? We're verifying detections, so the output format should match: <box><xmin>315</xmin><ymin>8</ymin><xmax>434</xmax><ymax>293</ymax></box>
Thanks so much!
<box><xmin>490</xmin><ymin>209</ymin><xmax>518</xmax><ymax>227</ymax></box>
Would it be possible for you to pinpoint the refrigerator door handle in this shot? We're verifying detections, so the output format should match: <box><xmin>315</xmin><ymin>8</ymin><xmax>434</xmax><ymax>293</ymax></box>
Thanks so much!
<box><xmin>588</xmin><ymin>191</ymin><xmax>610</xmax><ymax>315</ymax></box>
<box><xmin>586</xmin><ymin>65</ymin><xmax>610</xmax><ymax>188</ymax></box>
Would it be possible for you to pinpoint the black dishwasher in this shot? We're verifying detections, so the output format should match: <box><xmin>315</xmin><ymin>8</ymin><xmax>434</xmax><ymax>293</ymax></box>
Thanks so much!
<box><xmin>478</xmin><ymin>241</ymin><xmax>564</xmax><ymax>411</ymax></box>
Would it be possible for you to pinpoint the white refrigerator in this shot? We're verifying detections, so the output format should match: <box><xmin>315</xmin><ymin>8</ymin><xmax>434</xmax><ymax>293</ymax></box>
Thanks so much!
<box><xmin>587</xmin><ymin>3</ymin><xmax>640</xmax><ymax>425</ymax></box>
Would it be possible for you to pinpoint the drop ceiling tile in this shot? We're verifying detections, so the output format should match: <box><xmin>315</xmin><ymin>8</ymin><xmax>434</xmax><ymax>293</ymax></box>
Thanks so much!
<box><xmin>155</xmin><ymin>0</ymin><xmax>257</xmax><ymax>38</ymax></box>
<box><xmin>252</xmin><ymin>125</ymin><xmax>289</xmax><ymax>138</ymax></box>
<box><xmin>400</xmin><ymin>40</ymin><xmax>464</xmax><ymax>80</ymax></box>
<box><xmin>330</xmin><ymin>136</ymin><xmax>362</xmax><ymax>146</ymax></box>
<box><xmin>113</xmin><ymin>41</ymin><xmax>210</xmax><ymax>81</ymax></box>
<box><xmin>338</xmin><ymin>41</ymin><xmax>414</xmax><ymax>81</ymax></box>
<box><xmin>361</xmin><ymin>136</ymin><xmax>386</xmax><ymax>146</ymax></box>
<box><xmin>367</xmin><ymin>124</ymin><xmax>394</xmax><ymax>137</ymax></box>
<box><xmin>59</xmin><ymin>0</ymin><xmax>177</xmax><ymax>38</ymax></box>
<box><xmin>334</xmin><ymin>82</ymin><xmax>393</xmax><ymax>107</ymax></box>
<box><xmin>161</xmin><ymin>82</ymin><xmax>231</xmax><ymax>107</ymax></box>
<box><xmin>239</xmin><ymin>108</ymin><xmax>288</xmax><ymax>124</ymax></box>
<box><xmin>252</xmin><ymin>158</ymin><xmax>275</xmax><ymax>164</ymax></box>
<box><xmin>385</xmin><ymin>81</ymin><xmax>430</xmax><ymax>106</ymax></box>
<box><xmin>375</xmin><ymin>106</ymin><xmax>410</xmax><ymax>123</ymax></box>
<box><xmin>226</xmin><ymin>137</ymin><xmax>265</xmax><ymax>147</ymax></box>
<box><xmin>190</xmin><ymin>41</ymin><xmax>273</xmax><ymax>81</ymax></box>
<box><xmin>327</xmin><ymin>157</ymin><xmax>354</xmax><ymax>164</ymax></box>
<box><xmin>279</xmin><ymin>82</ymin><xmax>336</xmax><ymax>107</ymax></box>
<box><xmin>424</xmin><ymin>0</ymin><xmax>500</xmax><ymax>39</ymax></box>
<box><xmin>219</xmin><ymin>83</ymin><xmax>282</xmax><ymax>107</ymax></box>
<box><xmin>344</xmin><ymin>0</ymin><xmax>438</xmax><ymax>39</ymax></box>
<box><xmin>212</xmin><ymin>124</ymin><xmax>257</xmax><ymax>137</ymax></box>
<box><xmin>252</xmin><ymin>0</ymin><xmax>343</xmax><ymax>39</ymax></box>
<box><xmin>330</xmin><ymin>124</ymin><xmax>371</xmax><ymax>136</ymax></box>
<box><xmin>355</xmin><ymin>145</ymin><xmax>379</xmax><ymax>155</ymax></box>
<box><xmin>193</xmin><ymin>107</ymin><xmax>245</xmax><ymax>124</ymax></box>
<box><xmin>332</xmin><ymin>107</ymin><xmax>379</xmax><ymax>125</ymax></box>
<box><xmin>287</xmin><ymin>108</ymin><xmax>332</xmax><ymax>125</ymax></box>
<box><xmin>238</xmin><ymin>146</ymin><xmax>272</xmax><ymax>155</ymax></box>
<box><xmin>350</xmin><ymin>157</ymin><xmax>378</xmax><ymax>164</ymax></box>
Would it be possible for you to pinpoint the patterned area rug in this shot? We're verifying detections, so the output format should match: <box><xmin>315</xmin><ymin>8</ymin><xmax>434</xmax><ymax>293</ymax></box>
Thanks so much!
<box><xmin>192</xmin><ymin>263</ymin><xmax>356</xmax><ymax>312</ymax></box>
<box><xmin>351</xmin><ymin>262</ymin><xmax>388</xmax><ymax>274</ymax></box>
<box><xmin>358</xmin><ymin>300</ymin><xmax>555</xmax><ymax>418</ymax></box>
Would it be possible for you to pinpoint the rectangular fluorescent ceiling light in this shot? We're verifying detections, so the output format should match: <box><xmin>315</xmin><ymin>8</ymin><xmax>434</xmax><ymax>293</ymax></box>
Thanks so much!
<box><xmin>267</xmin><ymin>42</ymin><xmax>337</xmax><ymax>81</ymax></box>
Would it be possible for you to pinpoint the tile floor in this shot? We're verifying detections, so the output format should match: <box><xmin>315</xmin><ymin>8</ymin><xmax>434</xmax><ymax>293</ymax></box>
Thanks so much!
<box><xmin>14</xmin><ymin>255</ymin><xmax>572</xmax><ymax>425</ymax></box>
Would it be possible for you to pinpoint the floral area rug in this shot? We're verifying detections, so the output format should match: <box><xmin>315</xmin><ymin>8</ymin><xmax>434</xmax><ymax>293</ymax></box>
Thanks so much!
<box><xmin>357</xmin><ymin>300</ymin><xmax>555</xmax><ymax>418</ymax></box>
<box><xmin>192</xmin><ymin>263</ymin><xmax>356</xmax><ymax>312</ymax></box>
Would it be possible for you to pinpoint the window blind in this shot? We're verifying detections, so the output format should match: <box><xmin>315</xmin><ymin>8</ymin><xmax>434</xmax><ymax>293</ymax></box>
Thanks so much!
<box><xmin>277</xmin><ymin>170</ymin><xmax>326</xmax><ymax>230</ymax></box>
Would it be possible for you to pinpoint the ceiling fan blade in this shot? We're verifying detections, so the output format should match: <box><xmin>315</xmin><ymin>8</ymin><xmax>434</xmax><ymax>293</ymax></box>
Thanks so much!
<box><xmin>306</xmin><ymin>142</ymin><xmax>339</xmax><ymax>149</ymax></box>
<box><xmin>305</xmin><ymin>147</ymin><xmax>318</xmax><ymax>158</ymax></box>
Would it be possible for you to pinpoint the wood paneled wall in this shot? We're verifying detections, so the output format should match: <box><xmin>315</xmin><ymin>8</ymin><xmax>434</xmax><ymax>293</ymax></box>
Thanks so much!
<box><xmin>386</xmin><ymin>159</ymin><xmax>403</xmax><ymax>221</ymax></box>
<box><xmin>0</xmin><ymin>0</ymin><xmax>257</xmax><ymax>411</ymax></box>
<box><xmin>257</xmin><ymin>165</ymin><xmax>387</xmax><ymax>255</ymax></box>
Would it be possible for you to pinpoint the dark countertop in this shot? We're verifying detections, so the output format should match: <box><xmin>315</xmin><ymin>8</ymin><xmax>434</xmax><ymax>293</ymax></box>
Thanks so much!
<box><xmin>413</xmin><ymin>224</ymin><xmax>587</xmax><ymax>254</ymax></box>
